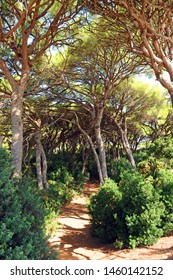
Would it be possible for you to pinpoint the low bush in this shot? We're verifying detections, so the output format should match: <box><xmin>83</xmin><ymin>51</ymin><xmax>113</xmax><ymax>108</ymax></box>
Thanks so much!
<box><xmin>41</xmin><ymin>180</ymin><xmax>74</xmax><ymax>214</ymax></box>
<box><xmin>119</xmin><ymin>171</ymin><xmax>164</xmax><ymax>248</ymax></box>
<box><xmin>0</xmin><ymin>148</ymin><xmax>56</xmax><ymax>260</ymax></box>
<box><xmin>86</xmin><ymin>154</ymin><xmax>99</xmax><ymax>181</ymax></box>
<box><xmin>154</xmin><ymin>168</ymin><xmax>173</xmax><ymax>234</ymax></box>
<box><xmin>89</xmin><ymin>172</ymin><xmax>165</xmax><ymax>249</ymax></box>
<box><xmin>88</xmin><ymin>179</ymin><xmax>122</xmax><ymax>242</ymax></box>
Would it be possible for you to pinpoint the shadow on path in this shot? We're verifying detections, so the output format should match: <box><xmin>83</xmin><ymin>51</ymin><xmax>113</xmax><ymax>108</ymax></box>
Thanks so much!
<box><xmin>49</xmin><ymin>182</ymin><xmax>173</xmax><ymax>260</ymax></box>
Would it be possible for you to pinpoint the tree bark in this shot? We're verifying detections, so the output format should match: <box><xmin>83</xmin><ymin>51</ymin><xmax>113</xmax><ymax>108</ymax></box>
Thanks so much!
<box><xmin>82</xmin><ymin>149</ymin><xmax>90</xmax><ymax>174</ymax></box>
<box><xmin>36</xmin><ymin>139</ymin><xmax>43</xmax><ymax>190</ymax></box>
<box><xmin>41</xmin><ymin>146</ymin><xmax>49</xmax><ymax>189</ymax></box>
<box><xmin>74</xmin><ymin>113</ymin><xmax>104</xmax><ymax>184</ymax></box>
<box><xmin>114</xmin><ymin>119</ymin><xmax>136</xmax><ymax>169</ymax></box>
<box><xmin>84</xmin><ymin>133</ymin><xmax>104</xmax><ymax>184</ymax></box>
<box><xmin>94</xmin><ymin>106</ymin><xmax>108</xmax><ymax>181</ymax></box>
<box><xmin>35</xmin><ymin>131</ymin><xmax>49</xmax><ymax>190</ymax></box>
<box><xmin>11</xmin><ymin>88</ymin><xmax>24</xmax><ymax>178</ymax></box>
<box><xmin>0</xmin><ymin>57</ymin><xmax>30</xmax><ymax>177</ymax></box>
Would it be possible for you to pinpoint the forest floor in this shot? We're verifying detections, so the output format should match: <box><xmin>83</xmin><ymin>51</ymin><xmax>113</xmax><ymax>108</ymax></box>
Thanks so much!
<box><xmin>49</xmin><ymin>182</ymin><xmax>173</xmax><ymax>260</ymax></box>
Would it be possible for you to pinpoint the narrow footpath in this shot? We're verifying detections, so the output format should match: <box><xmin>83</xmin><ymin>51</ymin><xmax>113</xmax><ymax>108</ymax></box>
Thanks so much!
<box><xmin>49</xmin><ymin>182</ymin><xmax>173</xmax><ymax>260</ymax></box>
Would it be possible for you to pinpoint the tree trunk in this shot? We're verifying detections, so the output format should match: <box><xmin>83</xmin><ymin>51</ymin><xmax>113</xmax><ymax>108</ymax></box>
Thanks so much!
<box><xmin>114</xmin><ymin>119</ymin><xmax>136</xmax><ymax>169</ymax></box>
<box><xmin>35</xmin><ymin>131</ymin><xmax>49</xmax><ymax>190</ymax></box>
<box><xmin>82</xmin><ymin>133</ymin><xmax>104</xmax><ymax>184</ymax></box>
<box><xmin>11</xmin><ymin>88</ymin><xmax>24</xmax><ymax>178</ymax></box>
<box><xmin>74</xmin><ymin>113</ymin><xmax>104</xmax><ymax>184</ymax></box>
<box><xmin>123</xmin><ymin>136</ymin><xmax>136</xmax><ymax>168</ymax></box>
<box><xmin>36</xmin><ymin>140</ymin><xmax>43</xmax><ymax>190</ymax></box>
<box><xmin>10</xmin><ymin>71</ymin><xmax>30</xmax><ymax>178</ymax></box>
<box><xmin>41</xmin><ymin>146</ymin><xmax>49</xmax><ymax>189</ymax></box>
<box><xmin>94</xmin><ymin>107</ymin><xmax>108</xmax><ymax>181</ymax></box>
<box><xmin>82</xmin><ymin>149</ymin><xmax>90</xmax><ymax>174</ymax></box>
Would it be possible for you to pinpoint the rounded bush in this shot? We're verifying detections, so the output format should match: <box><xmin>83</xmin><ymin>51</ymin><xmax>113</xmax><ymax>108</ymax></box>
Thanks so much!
<box><xmin>88</xmin><ymin>179</ymin><xmax>122</xmax><ymax>242</ymax></box>
<box><xmin>118</xmin><ymin>171</ymin><xmax>164</xmax><ymax>248</ymax></box>
<box><xmin>89</xmin><ymin>172</ymin><xmax>165</xmax><ymax>248</ymax></box>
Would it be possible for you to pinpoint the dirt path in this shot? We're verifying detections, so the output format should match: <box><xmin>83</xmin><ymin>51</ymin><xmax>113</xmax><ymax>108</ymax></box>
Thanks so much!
<box><xmin>49</xmin><ymin>182</ymin><xmax>173</xmax><ymax>260</ymax></box>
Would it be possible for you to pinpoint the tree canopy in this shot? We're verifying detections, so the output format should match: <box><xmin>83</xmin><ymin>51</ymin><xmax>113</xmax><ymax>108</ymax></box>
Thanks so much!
<box><xmin>84</xmin><ymin>0</ymin><xmax>173</xmax><ymax>105</ymax></box>
<box><xmin>0</xmin><ymin>0</ymin><xmax>172</xmax><ymax>182</ymax></box>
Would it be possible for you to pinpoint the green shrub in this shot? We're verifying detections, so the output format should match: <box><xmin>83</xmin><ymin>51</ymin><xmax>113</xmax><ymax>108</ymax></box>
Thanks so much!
<box><xmin>138</xmin><ymin>156</ymin><xmax>165</xmax><ymax>178</ymax></box>
<box><xmin>89</xmin><ymin>172</ymin><xmax>165</xmax><ymax>248</ymax></box>
<box><xmin>134</xmin><ymin>149</ymin><xmax>149</xmax><ymax>164</ymax></box>
<box><xmin>48</xmin><ymin>151</ymin><xmax>89</xmax><ymax>186</ymax></box>
<box><xmin>107</xmin><ymin>158</ymin><xmax>133</xmax><ymax>183</ymax></box>
<box><xmin>137</xmin><ymin>136</ymin><xmax>173</xmax><ymax>169</ymax></box>
<box><xmin>150</xmin><ymin>136</ymin><xmax>173</xmax><ymax>160</ymax></box>
<box><xmin>88</xmin><ymin>179</ymin><xmax>122</xmax><ymax>242</ymax></box>
<box><xmin>51</xmin><ymin>167</ymin><xmax>74</xmax><ymax>185</ymax></box>
<box><xmin>0</xmin><ymin>148</ymin><xmax>56</xmax><ymax>260</ymax></box>
<box><xmin>48</xmin><ymin>152</ymin><xmax>89</xmax><ymax>194</ymax></box>
<box><xmin>154</xmin><ymin>168</ymin><xmax>173</xmax><ymax>234</ymax></box>
<box><xmin>119</xmin><ymin>171</ymin><xmax>164</xmax><ymax>248</ymax></box>
<box><xmin>41</xmin><ymin>180</ymin><xmax>74</xmax><ymax>214</ymax></box>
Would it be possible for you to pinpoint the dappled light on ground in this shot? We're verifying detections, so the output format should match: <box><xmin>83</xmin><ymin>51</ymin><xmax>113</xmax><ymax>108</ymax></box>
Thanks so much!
<box><xmin>49</xmin><ymin>183</ymin><xmax>173</xmax><ymax>260</ymax></box>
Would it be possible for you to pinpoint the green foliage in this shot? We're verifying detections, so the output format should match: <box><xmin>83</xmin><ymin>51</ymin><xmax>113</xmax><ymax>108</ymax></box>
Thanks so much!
<box><xmin>0</xmin><ymin>149</ymin><xmax>56</xmax><ymax>260</ymax></box>
<box><xmin>89</xmin><ymin>172</ymin><xmax>165</xmax><ymax>248</ymax></box>
<box><xmin>137</xmin><ymin>136</ymin><xmax>173</xmax><ymax>168</ymax></box>
<box><xmin>138</xmin><ymin>156</ymin><xmax>165</xmax><ymax>178</ymax></box>
<box><xmin>48</xmin><ymin>151</ymin><xmax>89</xmax><ymax>188</ymax></box>
<box><xmin>51</xmin><ymin>166</ymin><xmax>75</xmax><ymax>186</ymax></box>
<box><xmin>134</xmin><ymin>149</ymin><xmax>149</xmax><ymax>164</ymax></box>
<box><xmin>86</xmin><ymin>154</ymin><xmax>99</xmax><ymax>181</ymax></box>
<box><xmin>107</xmin><ymin>158</ymin><xmax>133</xmax><ymax>183</ymax></box>
<box><xmin>149</xmin><ymin>136</ymin><xmax>173</xmax><ymax>166</ymax></box>
<box><xmin>89</xmin><ymin>179</ymin><xmax>122</xmax><ymax>242</ymax></box>
<box><xmin>154</xmin><ymin>168</ymin><xmax>173</xmax><ymax>233</ymax></box>
<box><xmin>135</xmin><ymin>138</ymin><xmax>173</xmax><ymax>235</ymax></box>
<box><xmin>119</xmin><ymin>171</ymin><xmax>164</xmax><ymax>248</ymax></box>
<box><xmin>41</xmin><ymin>180</ymin><xmax>74</xmax><ymax>214</ymax></box>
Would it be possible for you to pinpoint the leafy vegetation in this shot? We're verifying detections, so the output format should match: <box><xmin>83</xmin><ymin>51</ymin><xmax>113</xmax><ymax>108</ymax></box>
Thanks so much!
<box><xmin>0</xmin><ymin>149</ymin><xmax>55</xmax><ymax>260</ymax></box>
<box><xmin>0</xmin><ymin>1</ymin><xmax>173</xmax><ymax>259</ymax></box>
<box><xmin>89</xmin><ymin>137</ymin><xmax>173</xmax><ymax>248</ymax></box>
<box><xmin>89</xmin><ymin>179</ymin><xmax>122</xmax><ymax>243</ymax></box>
<box><xmin>89</xmin><ymin>174</ymin><xmax>165</xmax><ymax>248</ymax></box>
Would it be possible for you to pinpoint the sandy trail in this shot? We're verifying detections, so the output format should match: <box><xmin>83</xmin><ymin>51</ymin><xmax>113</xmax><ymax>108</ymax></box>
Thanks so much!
<box><xmin>49</xmin><ymin>182</ymin><xmax>173</xmax><ymax>260</ymax></box>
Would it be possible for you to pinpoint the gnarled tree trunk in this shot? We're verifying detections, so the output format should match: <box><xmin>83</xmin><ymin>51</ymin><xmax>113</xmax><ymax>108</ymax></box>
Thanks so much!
<box><xmin>36</xmin><ymin>138</ymin><xmax>43</xmax><ymax>190</ymax></box>
<box><xmin>94</xmin><ymin>106</ymin><xmax>108</xmax><ymax>181</ymax></box>
<box><xmin>41</xmin><ymin>146</ymin><xmax>49</xmax><ymax>189</ymax></box>
<box><xmin>74</xmin><ymin>113</ymin><xmax>104</xmax><ymax>184</ymax></box>
<box><xmin>82</xmin><ymin>148</ymin><xmax>90</xmax><ymax>174</ymax></box>
<box><xmin>11</xmin><ymin>88</ymin><xmax>24</xmax><ymax>178</ymax></box>
<box><xmin>35</xmin><ymin>130</ymin><xmax>49</xmax><ymax>190</ymax></box>
<box><xmin>0</xmin><ymin>59</ymin><xmax>30</xmax><ymax>178</ymax></box>
<box><xmin>114</xmin><ymin>118</ymin><xmax>136</xmax><ymax>169</ymax></box>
